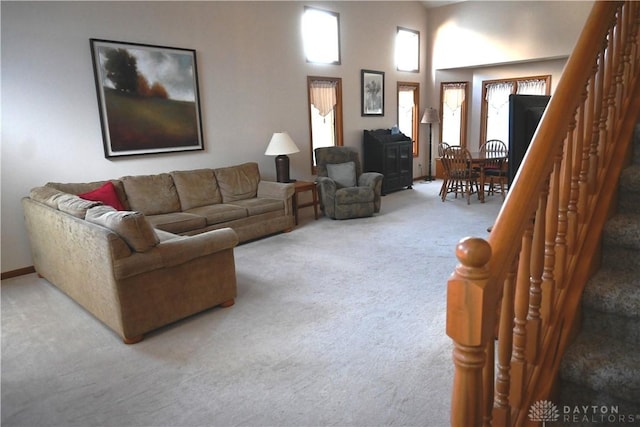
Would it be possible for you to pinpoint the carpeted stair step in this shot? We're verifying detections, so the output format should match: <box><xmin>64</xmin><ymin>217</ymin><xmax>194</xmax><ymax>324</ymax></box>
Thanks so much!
<box><xmin>559</xmin><ymin>332</ymin><xmax>640</xmax><ymax>404</ymax></box>
<box><xmin>555</xmin><ymin>379</ymin><xmax>640</xmax><ymax>426</ymax></box>
<box><xmin>583</xmin><ymin>250</ymin><xmax>640</xmax><ymax>321</ymax></box>
<box><xmin>602</xmin><ymin>212</ymin><xmax>640</xmax><ymax>250</ymax></box>
<box><xmin>601</xmin><ymin>245</ymin><xmax>638</xmax><ymax>271</ymax></box>
<box><xmin>618</xmin><ymin>164</ymin><xmax>640</xmax><ymax>214</ymax></box>
<box><xmin>580</xmin><ymin>308</ymin><xmax>640</xmax><ymax>345</ymax></box>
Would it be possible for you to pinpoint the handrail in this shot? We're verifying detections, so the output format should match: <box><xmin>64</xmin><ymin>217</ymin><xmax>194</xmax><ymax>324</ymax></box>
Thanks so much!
<box><xmin>446</xmin><ymin>2</ymin><xmax>640</xmax><ymax>426</ymax></box>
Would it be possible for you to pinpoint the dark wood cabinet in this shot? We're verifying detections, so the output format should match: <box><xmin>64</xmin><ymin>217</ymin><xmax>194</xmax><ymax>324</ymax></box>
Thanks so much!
<box><xmin>363</xmin><ymin>129</ymin><xmax>413</xmax><ymax>195</ymax></box>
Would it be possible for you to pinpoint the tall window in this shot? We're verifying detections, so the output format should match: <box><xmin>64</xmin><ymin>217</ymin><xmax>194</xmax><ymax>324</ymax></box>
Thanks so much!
<box><xmin>440</xmin><ymin>82</ymin><xmax>469</xmax><ymax>147</ymax></box>
<box><xmin>396</xmin><ymin>27</ymin><xmax>419</xmax><ymax>72</ymax></box>
<box><xmin>397</xmin><ymin>82</ymin><xmax>420</xmax><ymax>156</ymax></box>
<box><xmin>302</xmin><ymin>7</ymin><xmax>341</xmax><ymax>65</ymax></box>
<box><xmin>481</xmin><ymin>76</ymin><xmax>550</xmax><ymax>144</ymax></box>
<box><xmin>308</xmin><ymin>76</ymin><xmax>343</xmax><ymax>172</ymax></box>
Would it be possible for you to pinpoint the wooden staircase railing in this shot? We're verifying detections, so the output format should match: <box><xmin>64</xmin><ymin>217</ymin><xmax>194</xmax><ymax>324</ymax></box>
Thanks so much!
<box><xmin>446</xmin><ymin>2</ymin><xmax>640</xmax><ymax>426</ymax></box>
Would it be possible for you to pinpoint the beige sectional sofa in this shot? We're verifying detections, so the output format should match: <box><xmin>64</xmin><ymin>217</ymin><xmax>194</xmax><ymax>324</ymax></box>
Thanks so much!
<box><xmin>22</xmin><ymin>162</ymin><xmax>295</xmax><ymax>344</ymax></box>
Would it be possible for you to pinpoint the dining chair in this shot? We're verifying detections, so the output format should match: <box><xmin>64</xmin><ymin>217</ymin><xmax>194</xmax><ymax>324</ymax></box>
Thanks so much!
<box><xmin>442</xmin><ymin>146</ymin><xmax>480</xmax><ymax>204</ymax></box>
<box><xmin>437</xmin><ymin>142</ymin><xmax>451</xmax><ymax>199</ymax></box>
<box><xmin>480</xmin><ymin>139</ymin><xmax>509</xmax><ymax>199</ymax></box>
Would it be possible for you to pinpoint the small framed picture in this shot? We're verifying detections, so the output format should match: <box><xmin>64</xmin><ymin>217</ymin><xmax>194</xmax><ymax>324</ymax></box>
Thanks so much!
<box><xmin>361</xmin><ymin>69</ymin><xmax>384</xmax><ymax>116</ymax></box>
<box><xmin>90</xmin><ymin>39</ymin><xmax>204</xmax><ymax>158</ymax></box>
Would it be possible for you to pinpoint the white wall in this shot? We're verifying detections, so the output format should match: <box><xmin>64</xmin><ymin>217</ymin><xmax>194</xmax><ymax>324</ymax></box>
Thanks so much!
<box><xmin>1</xmin><ymin>1</ymin><xmax>429</xmax><ymax>272</ymax></box>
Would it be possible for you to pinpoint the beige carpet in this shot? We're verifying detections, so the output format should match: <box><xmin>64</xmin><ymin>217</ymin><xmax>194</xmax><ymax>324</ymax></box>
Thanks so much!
<box><xmin>1</xmin><ymin>180</ymin><xmax>503</xmax><ymax>427</ymax></box>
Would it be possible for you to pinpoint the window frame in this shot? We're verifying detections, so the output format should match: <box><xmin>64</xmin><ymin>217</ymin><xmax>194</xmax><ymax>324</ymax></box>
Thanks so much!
<box><xmin>480</xmin><ymin>75</ymin><xmax>551</xmax><ymax>145</ymax></box>
<box><xmin>395</xmin><ymin>27</ymin><xmax>420</xmax><ymax>73</ymax></box>
<box><xmin>307</xmin><ymin>76</ymin><xmax>344</xmax><ymax>174</ymax></box>
<box><xmin>397</xmin><ymin>81</ymin><xmax>420</xmax><ymax>157</ymax></box>
<box><xmin>440</xmin><ymin>81</ymin><xmax>469</xmax><ymax>148</ymax></box>
<box><xmin>302</xmin><ymin>6</ymin><xmax>341</xmax><ymax>65</ymax></box>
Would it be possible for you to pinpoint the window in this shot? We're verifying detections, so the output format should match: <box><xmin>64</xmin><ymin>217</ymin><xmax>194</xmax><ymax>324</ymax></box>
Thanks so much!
<box><xmin>302</xmin><ymin>7</ymin><xmax>341</xmax><ymax>65</ymax></box>
<box><xmin>481</xmin><ymin>76</ymin><xmax>550</xmax><ymax>144</ymax></box>
<box><xmin>397</xmin><ymin>82</ymin><xmax>420</xmax><ymax>156</ymax></box>
<box><xmin>307</xmin><ymin>76</ymin><xmax>343</xmax><ymax>173</ymax></box>
<box><xmin>440</xmin><ymin>82</ymin><xmax>469</xmax><ymax>147</ymax></box>
<box><xmin>395</xmin><ymin>27</ymin><xmax>419</xmax><ymax>72</ymax></box>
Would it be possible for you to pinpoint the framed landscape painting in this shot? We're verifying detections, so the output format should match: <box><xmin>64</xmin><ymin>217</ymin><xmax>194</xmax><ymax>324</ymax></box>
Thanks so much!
<box><xmin>90</xmin><ymin>39</ymin><xmax>204</xmax><ymax>158</ymax></box>
<box><xmin>361</xmin><ymin>69</ymin><xmax>384</xmax><ymax>116</ymax></box>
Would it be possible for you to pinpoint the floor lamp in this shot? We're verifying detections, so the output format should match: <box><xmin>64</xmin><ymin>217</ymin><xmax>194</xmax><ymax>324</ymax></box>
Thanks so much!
<box><xmin>421</xmin><ymin>108</ymin><xmax>439</xmax><ymax>182</ymax></box>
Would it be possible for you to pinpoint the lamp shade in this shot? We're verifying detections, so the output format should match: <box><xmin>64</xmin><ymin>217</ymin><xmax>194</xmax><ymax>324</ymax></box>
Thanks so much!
<box><xmin>421</xmin><ymin>108</ymin><xmax>439</xmax><ymax>124</ymax></box>
<box><xmin>265</xmin><ymin>132</ymin><xmax>300</xmax><ymax>156</ymax></box>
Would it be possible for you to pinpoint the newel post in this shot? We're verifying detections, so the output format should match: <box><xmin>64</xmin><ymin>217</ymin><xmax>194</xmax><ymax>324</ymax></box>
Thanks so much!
<box><xmin>447</xmin><ymin>237</ymin><xmax>493</xmax><ymax>427</ymax></box>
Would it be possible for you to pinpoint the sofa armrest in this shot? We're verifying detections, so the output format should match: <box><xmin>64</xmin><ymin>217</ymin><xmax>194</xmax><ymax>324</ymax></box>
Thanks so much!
<box><xmin>114</xmin><ymin>227</ymin><xmax>239</xmax><ymax>279</ymax></box>
<box><xmin>257</xmin><ymin>180</ymin><xmax>294</xmax><ymax>200</ymax></box>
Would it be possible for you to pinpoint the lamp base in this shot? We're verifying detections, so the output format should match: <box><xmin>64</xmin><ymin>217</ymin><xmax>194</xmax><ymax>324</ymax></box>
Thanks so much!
<box><xmin>275</xmin><ymin>155</ymin><xmax>292</xmax><ymax>183</ymax></box>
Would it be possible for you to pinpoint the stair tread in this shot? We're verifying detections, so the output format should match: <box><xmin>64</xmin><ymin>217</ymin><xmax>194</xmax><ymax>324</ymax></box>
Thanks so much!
<box><xmin>584</xmin><ymin>266</ymin><xmax>640</xmax><ymax>317</ymax></box>
<box><xmin>560</xmin><ymin>332</ymin><xmax>640</xmax><ymax>402</ymax></box>
<box><xmin>582</xmin><ymin>308</ymin><xmax>640</xmax><ymax>344</ymax></box>
<box><xmin>619</xmin><ymin>164</ymin><xmax>640</xmax><ymax>192</ymax></box>
<box><xmin>603</xmin><ymin>212</ymin><xmax>640</xmax><ymax>250</ymax></box>
<box><xmin>556</xmin><ymin>380</ymin><xmax>640</xmax><ymax>426</ymax></box>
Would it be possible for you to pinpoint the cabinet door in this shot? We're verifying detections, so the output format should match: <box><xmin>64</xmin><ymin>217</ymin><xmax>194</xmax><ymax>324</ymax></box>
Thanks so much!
<box><xmin>384</xmin><ymin>144</ymin><xmax>400</xmax><ymax>178</ymax></box>
<box><xmin>398</xmin><ymin>143</ymin><xmax>413</xmax><ymax>185</ymax></box>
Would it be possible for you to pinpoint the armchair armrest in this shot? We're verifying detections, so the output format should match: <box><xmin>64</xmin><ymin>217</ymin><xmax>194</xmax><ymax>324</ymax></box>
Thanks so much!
<box><xmin>358</xmin><ymin>172</ymin><xmax>384</xmax><ymax>213</ymax></box>
<box><xmin>316</xmin><ymin>176</ymin><xmax>337</xmax><ymax>198</ymax></box>
<box><xmin>358</xmin><ymin>172</ymin><xmax>384</xmax><ymax>189</ymax></box>
<box><xmin>114</xmin><ymin>227</ymin><xmax>239</xmax><ymax>279</ymax></box>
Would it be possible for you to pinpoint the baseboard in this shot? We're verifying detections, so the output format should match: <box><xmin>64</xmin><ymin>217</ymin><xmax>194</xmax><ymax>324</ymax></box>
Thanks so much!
<box><xmin>1</xmin><ymin>266</ymin><xmax>36</xmax><ymax>280</ymax></box>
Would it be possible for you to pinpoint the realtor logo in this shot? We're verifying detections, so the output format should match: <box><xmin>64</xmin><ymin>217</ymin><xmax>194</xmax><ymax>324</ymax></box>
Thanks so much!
<box><xmin>529</xmin><ymin>400</ymin><xmax>560</xmax><ymax>426</ymax></box>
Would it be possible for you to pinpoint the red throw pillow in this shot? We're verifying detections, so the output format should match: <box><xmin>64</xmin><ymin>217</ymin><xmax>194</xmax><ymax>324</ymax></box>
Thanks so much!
<box><xmin>79</xmin><ymin>181</ymin><xmax>125</xmax><ymax>210</ymax></box>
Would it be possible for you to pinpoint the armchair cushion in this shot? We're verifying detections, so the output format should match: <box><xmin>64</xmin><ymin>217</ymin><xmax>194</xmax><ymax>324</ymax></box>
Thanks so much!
<box><xmin>326</xmin><ymin>161</ymin><xmax>356</xmax><ymax>188</ymax></box>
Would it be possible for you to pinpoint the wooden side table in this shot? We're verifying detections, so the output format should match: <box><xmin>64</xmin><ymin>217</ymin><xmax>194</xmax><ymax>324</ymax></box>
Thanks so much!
<box><xmin>293</xmin><ymin>180</ymin><xmax>319</xmax><ymax>225</ymax></box>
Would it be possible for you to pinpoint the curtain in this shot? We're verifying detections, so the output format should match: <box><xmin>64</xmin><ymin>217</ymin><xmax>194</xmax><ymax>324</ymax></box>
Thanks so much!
<box><xmin>517</xmin><ymin>79</ymin><xmax>546</xmax><ymax>95</ymax></box>
<box><xmin>443</xmin><ymin>83</ymin><xmax>466</xmax><ymax>113</ymax></box>
<box><xmin>442</xmin><ymin>83</ymin><xmax>466</xmax><ymax>146</ymax></box>
<box><xmin>485</xmin><ymin>82</ymin><xmax>514</xmax><ymax>142</ymax></box>
<box><xmin>309</xmin><ymin>80</ymin><xmax>337</xmax><ymax>117</ymax></box>
<box><xmin>398</xmin><ymin>86</ymin><xmax>416</xmax><ymax>139</ymax></box>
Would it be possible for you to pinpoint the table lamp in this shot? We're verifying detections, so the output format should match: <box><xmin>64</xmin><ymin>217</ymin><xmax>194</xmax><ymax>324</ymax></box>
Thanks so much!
<box><xmin>421</xmin><ymin>107</ymin><xmax>439</xmax><ymax>182</ymax></box>
<box><xmin>265</xmin><ymin>132</ymin><xmax>300</xmax><ymax>183</ymax></box>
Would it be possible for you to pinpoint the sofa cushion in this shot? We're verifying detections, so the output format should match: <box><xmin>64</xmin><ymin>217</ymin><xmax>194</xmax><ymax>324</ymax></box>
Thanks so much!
<box><xmin>78</xmin><ymin>181</ymin><xmax>125</xmax><ymax>210</ymax></box>
<box><xmin>30</xmin><ymin>186</ymin><xmax>68</xmax><ymax>209</ymax></box>
<box><xmin>226</xmin><ymin>198</ymin><xmax>284</xmax><ymax>216</ymax></box>
<box><xmin>46</xmin><ymin>180</ymin><xmax>130</xmax><ymax>210</ymax></box>
<box><xmin>86</xmin><ymin>205</ymin><xmax>160</xmax><ymax>252</ymax></box>
<box><xmin>121</xmin><ymin>173</ymin><xmax>181</xmax><ymax>215</ymax></box>
<box><xmin>215</xmin><ymin>162</ymin><xmax>260</xmax><ymax>202</ymax></box>
<box><xmin>184</xmin><ymin>204</ymin><xmax>247</xmax><ymax>225</ymax></box>
<box><xmin>57</xmin><ymin>194</ymin><xmax>102</xmax><ymax>218</ymax></box>
<box><xmin>170</xmin><ymin>169</ymin><xmax>222</xmax><ymax>210</ymax></box>
<box><xmin>327</xmin><ymin>161</ymin><xmax>357</xmax><ymax>188</ymax></box>
<box><xmin>145</xmin><ymin>212</ymin><xmax>207</xmax><ymax>234</ymax></box>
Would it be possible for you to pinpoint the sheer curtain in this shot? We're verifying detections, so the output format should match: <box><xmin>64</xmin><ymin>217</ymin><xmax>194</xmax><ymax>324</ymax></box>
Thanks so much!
<box><xmin>442</xmin><ymin>83</ymin><xmax>466</xmax><ymax>146</ymax></box>
<box><xmin>517</xmin><ymin>79</ymin><xmax>546</xmax><ymax>95</ymax></box>
<box><xmin>398</xmin><ymin>85</ymin><xmax>416</xmax><ymax>140</ymax></box>
<box><xmin>485</xmin><ymin>82</ymin><xmax>514</xmax><ymax>143</ymax></box>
